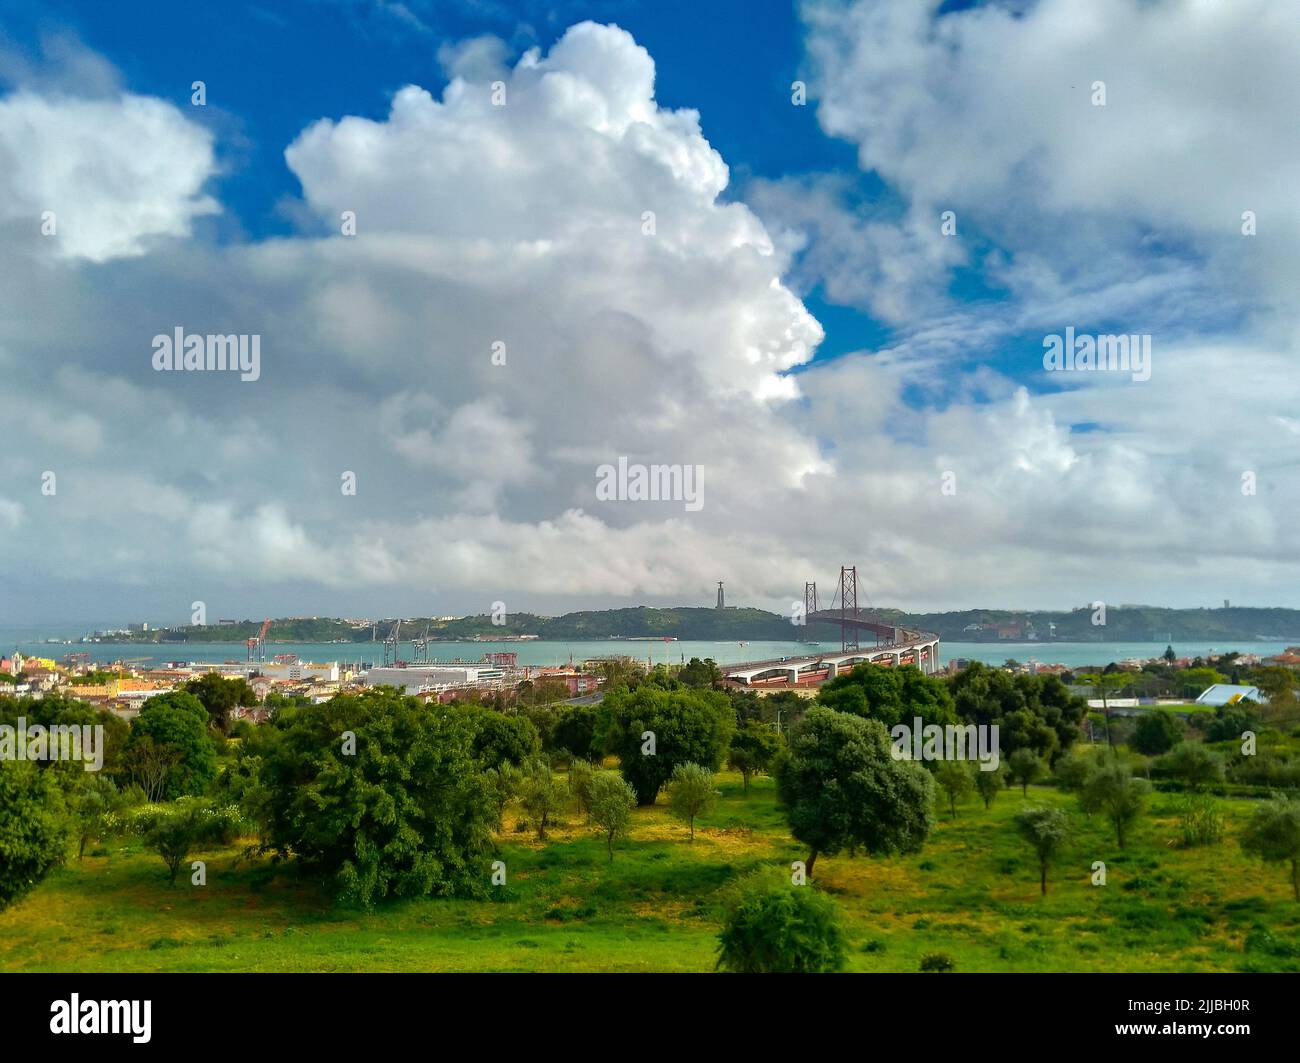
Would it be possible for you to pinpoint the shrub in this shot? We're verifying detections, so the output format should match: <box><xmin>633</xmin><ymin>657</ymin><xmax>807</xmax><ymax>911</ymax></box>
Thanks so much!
<box><xmin>716</xmin><ymin>879</ymin><xmax>846</xmax><ymax>973</ymax></box>
<box><xmin>919</xmin><ymin>952</ymin><xmax>956</xmax><ymax>972</ymax></box>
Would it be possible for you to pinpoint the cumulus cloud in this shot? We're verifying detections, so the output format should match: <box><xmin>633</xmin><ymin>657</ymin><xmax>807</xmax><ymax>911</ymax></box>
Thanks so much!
<box><xmin>2</xmin><ymin>11</ymin><xmax>1299</xmax><ymax>624</ymax></box>
<box><xmin>0</xmin><ymin>91</ymin><xmax>217</xmax><ymax>262</ymax></box>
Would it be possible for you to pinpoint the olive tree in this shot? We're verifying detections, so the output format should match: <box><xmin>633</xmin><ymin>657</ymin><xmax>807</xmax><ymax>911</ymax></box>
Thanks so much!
<box><xmin>1015</xmin><ymin>806</ymin><xmax>1070</xmax><ymax>895</ymax></box>
<box><xmin>1079</xmin><ymin>758</ymin><xmax>1149</xmax><ymax>849</ymax></box>
<box><xmin>666</xmin><ymin>762</ymin><xmax>718</xmax><ymax>840</ymax></box>
<box><xmin>588</xmin><ymin>771</ymin><xmax>636</xmax><ymax>860</ymax></box>
<box><xmin>1240</xmin><ymin>795</ymin><xmax>1300</xmax><ymax>901</ymax></box>
<box><xmin>933</xmin><ymin>761</ymin><xmax>974</xmax><ymax>818</ymax></box>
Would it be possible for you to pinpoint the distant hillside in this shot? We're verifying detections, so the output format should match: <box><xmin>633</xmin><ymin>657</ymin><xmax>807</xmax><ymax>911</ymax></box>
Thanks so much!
<box><xmin>104</xmin><ymin>605</ymin><xmax>1300</xmax><ymax>645</ymax></box>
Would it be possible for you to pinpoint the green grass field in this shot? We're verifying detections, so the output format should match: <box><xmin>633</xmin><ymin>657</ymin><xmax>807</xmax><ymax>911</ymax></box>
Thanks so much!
<box><xmin>3</xmin><ymin>770</ymin><xmax>1298</xmax><ymax>972</ymax></box>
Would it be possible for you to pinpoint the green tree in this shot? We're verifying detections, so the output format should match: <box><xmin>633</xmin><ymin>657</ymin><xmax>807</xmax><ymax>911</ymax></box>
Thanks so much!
<box><xmin>1080</xmin><ymin>758</ymin><xmax>1149</xmax><ymax>849</ymax></box>
<box><xmin>775</xmin><ymin>707</ymin><xmax>934</xmax><ymax>878</ymax></box>
<box><xmin>588</xmin><ymin>771</ymin><xmax>636</xmax><ymax>860</ymax></box>
<box><xmin>457</xmin><ymin>706</ymin><xmax>539</xmax><ymax>767</ymax></box>
<box><xmin>716</xmin><ymin>878</ymin><xmax>846</xmax><ymax>973</ymax></box>
<box><xmin>818</xmin><ymin>664</ymin><xmax>958</xmax><ymax>730</ymax></box>
<box><xmin>257</xmin><ymin>689</ymin><xmax>492</xmax><ymax>906</ymax></box>
<box><xmin>974</xmin><ymin>763</ymin><xmax>1004</xmax><ymax>809</ymax></box>
<box><xmin>518</xmin><ymin>756</ymin><xmax>564</xmax><ymax>841</ymax></box>
<box><xmin>948</xmin><ymin>664</ymin><xmax>1085</xmax><ymax>763</ymax></box>
<box><xmin>1204</xmin><ymin>704</ymin><xmax>1260</xmax><ymax>743</ymax></box>
<box><xmin>124</xmin><ymin>692</ymin><xmax>217</xmax><ymax>800</ymax></box>
<box><xmin>183</xmin><ymin>672</ymin><xmax>257</xmax><ymax>732</ymax></box>
<box><xmin>1008</xmin><ymin>748</ymin><xmax>1046</xmax><ymax>795</ymax></box>
<box><xmin>1240</xmin><ymin>795</ymin><xmax>1300</xmax><ymax>900</ymax></box>
<box><xmin>0</xmin><ymin>760</ymin><xmax>72</xmax><ymax>909</ymax></box>
<box><xmin>727</xmin><ymin>720</ymin><xmax>783</xmax><ymax>795</ymax></box>
<box><xmin>1154</xmin><ymin>741</ymin><xmax>1225</xmax><ymax>791</ymax></box>
<box><xmin>482</xmin><ymin>761</ymin><xmax>520</xmax><ymax>832</ymax></box>
<box><xmin>604</xmin><ymin>685</ymin><xmax>734</xmax><ymax>805</ymax></box>
<box><xmin>1131</xmin><ymin>710</ymin><xmax>1184</xmax><ymax>756</ymax></box>
<box><xmin>678</xmin><ymin>657</ymin><xmax>722</xmax><ymax>689</ymax></box>
<box><xmin>550</xmin><ymin>704</ymin><xmax>603</xmax><ymax>762</ymax></box>
<box><xmin>1015</xmin><ymin>806</ymin><xmax>1070</xmax><ymax>895</ymax></box>
<box><xmin>567</xmin><ymin>757</ymin><xmax>596</xmax><ymax>821</ymax></box>
<box><xmin>134</xmin><ymin>798</ymin><xmax>239</xmax><ymax>885</ymax></box>
<box><xmin>67</xmin><ymin>774</ymin><xmax>130</xmax><ymax>860</ymax></box>
<box><xmin>666</xmin><ymin>762</ymin><xmax>718</xmax><ymax>840</ymax></box>
<box><xmin>933</xmin><ymin>761</ymin><xmax>974</xmax><ymax>817</ymax></box>
<box><xmin>1053</xmin><ymin>751</ymin><xmax>1094</xmax><ymax>792</ymax></box>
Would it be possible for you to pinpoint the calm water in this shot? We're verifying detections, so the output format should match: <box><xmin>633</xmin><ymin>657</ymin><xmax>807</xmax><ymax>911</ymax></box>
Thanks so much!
<box><xmin>5</xmin><ymin>635</ymin><xmax>1292</xmax><ymax>671</ymax></box>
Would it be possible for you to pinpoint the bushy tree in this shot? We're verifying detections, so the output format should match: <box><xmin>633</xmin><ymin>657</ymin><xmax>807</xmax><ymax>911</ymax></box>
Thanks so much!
<box><xmin>1131</xmin><ymin>710</ymin><xmax>1184</xmax><ymax>756</ymax></box>
<box><xmin>588</xmin><ymin>771</ymin><xmax>636</xmax><ymax>860</ymax></box>
<box><xmin>974</xmin><ymin>763</ymin><xmax>1004</xmax><ymax>809</ymax></box>
<box><xmin>1240</xmin><ymin>795</ymin><xmax>1300</xmax><ymax>901</ymax></box>
<box><xmin>948</xmin><ymin>663</ymin><xmax>1086</xmax><ymax>763</ymax></box>
<box><xmin>1008</xmin><ymin>748</ymin><xmax>1046</xmax><ymax>795</ymax></box>
<box><xmin>933</xmin><ymin>760</ymin><xmax>974</xmax><ymax>818</ymax></box>
<box><xmin>605</xmin><ymin>686</ymin><xmax>734</xmax><ymax>805</ymax></box>
<box><xmin>67</xmin><ymin>774</ymin><xmax>131</xmax><ymax>860</ymax></box>
<box><xmin>124</xmin><ymin>692</ymin><xmax>217</xmax><ymax>799</ymax></box>
<box><xmin>716</xmin><ymin>878</ymin><xmax>846</xmax><ymax>973</ymax></box>
<box><xmin>678</xmin><ymin>657</ymin><xmax>722</xmax><ymax>689</ymax></box>
<box><xmin>0</xmin><ymin>760</ymin><xmax>72</xmax><ymax>909</ymax></box>
<box><xmin>518</xmin><ymin>756</ymin><xmax>564</xmax><ymax>841</ymax></box>
<box><xmin>817</xmin><ymin>663</ymin><xmax>958</xmax><ymax>730</ymax></box>
<box><xmin>134</xmin><ymin>798</ymin><xmax>241</xmax><ymax>885</ymax></box>
<box><xmin>1053</xmin><ymin>751</ymin><xmax>1094</xmax><ymax>792</ymax></box>
<box><xmin>666</xmin><ymin>762</ymin><xmax>718</xmax><ymax>840</ymax></box>
<box><xmin>257</xmin><ymin>690</ymin><xmax>492</xmax><ymax>906</ymax></box>
<box><xmin>482</xmin><ymin>761</ymin><xmax>520</xmax><ymax>832</ymax></box>
<box><xmin>567</xmin><ymin>757</ymin><xmax>596</xmax><ymax>821</ymax></box>
<box><xmin>183</xmin><ymin>673</ymin><xmax>257</xmax><ymax>732</ymax></box>
<box><xmin>1015</xmin><ymin>806</ymin><xmax>1070</xmax><ymax>895</ymax></box>
<box><xmin>727</xmin><ymin>720</ymin><xmax>783</xmax><ymax>795</ymax></box>
<box><xmin>1154</xmin><ymin>741</ymin><xmax>1225</xmax><ymax>790</ymax></box>
<box><xmin>1203</xmin><ymin>704</ymin><xmax>1260</xmax><ymax>743</ymax></box>
<box><xmin>776</xmin><ymin>707</ymin><xmax>934</xmax><ymax>877</ymax></box>
<box><xmin>1080</xmin><ymin>758</ymin><xmax>1149</xmax><ymax>849</ymax></box>
<box><xmin>0</xmin><ymin>693</ymin><xmax>129</xmax><ymax>780</ymax></box>
<box><xmin>550</xmin><ymin>705</ymin><xmax>603</xmax><ymax>762</ymax></box>
<box><xmin>457</xmin><ymin>706</ymin><xmax>539</xmax><ymax>768</ymax></box>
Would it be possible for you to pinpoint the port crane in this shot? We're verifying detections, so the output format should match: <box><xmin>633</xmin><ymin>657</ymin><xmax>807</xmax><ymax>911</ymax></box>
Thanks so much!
<box><xmin>412</xmin><ymin>623</ymin><xmax>432</xmax><ymax>665</ymax></box>
<box><xmin>246</xmin><ymin>618</ymin><xmax>271</xmax><ymax>663</ymax></box>
<box><xmin>382</xmin><ymin>620</ymin><xmax>403</xmax><ymax>667</ymax></box>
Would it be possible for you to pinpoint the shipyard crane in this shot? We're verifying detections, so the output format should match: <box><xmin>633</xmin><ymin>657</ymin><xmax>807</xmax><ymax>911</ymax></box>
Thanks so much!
<box><xmin>382</xmin><ymin>620</ymin><xmax>403</xmax><ymax>667</ymax></box>
<box><xmin>246</xmin><ymin>618</ymin><xmax>271</xmax><ymax>663</ymax></box>
<box><xmin>412</xmin><ymin>623</ymin><xmax>432</xmax><ymax>665</ymax></box>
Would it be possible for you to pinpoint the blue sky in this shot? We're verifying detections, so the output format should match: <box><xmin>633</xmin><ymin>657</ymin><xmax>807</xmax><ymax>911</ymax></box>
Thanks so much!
<box><xmin>1</xmin><ymin>0</ymin><xmax>1297</xmax><ymax>622</ymax></box>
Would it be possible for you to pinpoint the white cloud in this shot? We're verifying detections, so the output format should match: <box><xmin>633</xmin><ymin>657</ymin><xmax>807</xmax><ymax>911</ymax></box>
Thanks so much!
<box><xmin>2</xmin><ymin>14</ymin><xmax>1299</xmax><ymax>622</ymax></box>
<box><xmin>0</xmin><ymin>91</ymin><xmax>217</xmax><ymax>262</ymax></box>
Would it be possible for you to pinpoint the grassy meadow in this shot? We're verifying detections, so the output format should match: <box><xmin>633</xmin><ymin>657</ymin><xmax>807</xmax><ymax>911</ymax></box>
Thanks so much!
<box><xmin>3</xmin><ymin>762</ymin><xmax>1299</xmax><ymax>973</ymax></box>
